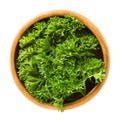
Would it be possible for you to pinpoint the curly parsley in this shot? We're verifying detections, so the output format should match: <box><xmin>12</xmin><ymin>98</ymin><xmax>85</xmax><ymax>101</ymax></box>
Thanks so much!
<box><xmin>16</xmin><ymin>15</ymin><xmax>105</xmax><ymax>111</ymax></box>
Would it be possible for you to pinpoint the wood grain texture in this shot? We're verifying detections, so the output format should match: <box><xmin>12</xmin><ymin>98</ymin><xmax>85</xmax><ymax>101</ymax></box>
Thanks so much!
<box><xmin>10</xmin><ymin>10</ymin><xmax>110</xmax><ymax>110</ymax></box>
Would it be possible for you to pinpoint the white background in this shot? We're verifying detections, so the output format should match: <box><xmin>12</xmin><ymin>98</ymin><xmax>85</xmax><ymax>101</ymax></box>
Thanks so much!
<box><xmin>0</xmin><ymin>0</ymin><xmax>120</xmax><ymax>120</ymax></box>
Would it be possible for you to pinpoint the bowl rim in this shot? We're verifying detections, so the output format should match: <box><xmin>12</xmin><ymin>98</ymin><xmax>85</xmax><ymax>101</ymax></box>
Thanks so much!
<box><xmin>10</xmin><ymin>10</ymin><xmax>110</xmax><ymax>110</ymax></box>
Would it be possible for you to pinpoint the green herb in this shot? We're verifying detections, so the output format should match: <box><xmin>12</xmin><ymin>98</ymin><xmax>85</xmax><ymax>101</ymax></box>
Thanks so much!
<box><xmin>16</xmin><ymin>15</ymin><xmax>105</xmax><ymax>111</ymax></box>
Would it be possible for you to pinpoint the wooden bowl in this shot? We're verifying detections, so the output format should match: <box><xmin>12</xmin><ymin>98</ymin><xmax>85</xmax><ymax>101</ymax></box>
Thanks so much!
<box><xmin>10</xmin><ymin>10</ymin><xmax>110</xmax><ymax>110</ymax></box>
